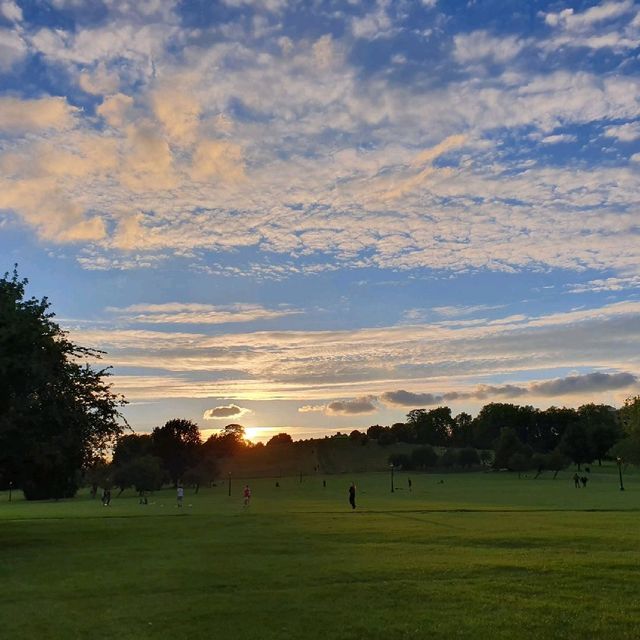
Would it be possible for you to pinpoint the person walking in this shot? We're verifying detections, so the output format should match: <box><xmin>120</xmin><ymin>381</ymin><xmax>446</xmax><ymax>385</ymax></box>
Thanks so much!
<box><xmin>348</xmin><ymin>483</ymin><xmax>356</xmax><ymax>510</ymax></box>
<box><xmin>573</xmin><ymin>473</ymin><xmax>580</xmax><ymax>488</ymax></box>
<box><xmin>243</xmin><ymin>484</ymin><xmax>251</xmax><ymax>507</ymax></box>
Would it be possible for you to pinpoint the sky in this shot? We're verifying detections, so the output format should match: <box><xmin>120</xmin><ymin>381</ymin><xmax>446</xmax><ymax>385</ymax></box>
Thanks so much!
<box><xmin>1</xmin><ymin>0</ymin><xmax>639</xmax><ymax>442</ymax></box>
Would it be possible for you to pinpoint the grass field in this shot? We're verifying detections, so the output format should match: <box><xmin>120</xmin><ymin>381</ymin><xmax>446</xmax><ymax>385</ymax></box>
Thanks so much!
<box><xmin>2</xmin><ymin>465</ymin><xmax>640</xmax><ymax>639</ymax></box>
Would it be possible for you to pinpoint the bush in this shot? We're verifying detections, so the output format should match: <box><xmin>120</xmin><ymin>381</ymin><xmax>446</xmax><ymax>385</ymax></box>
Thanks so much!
<box><xmin>411</xmin><ymin>446</ymin><xmax>438</xmax><ymax>470</ymax></box>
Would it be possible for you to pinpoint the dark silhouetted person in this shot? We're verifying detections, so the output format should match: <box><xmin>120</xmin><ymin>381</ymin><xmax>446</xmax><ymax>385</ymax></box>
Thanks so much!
<box><xmin>573</xmin><ymin>473</ymin><xmax>580</xmax><ymax>488</ymax></box>
<box><xmin>348</xmin><ymin>483</ymin><xmax>356</xmax><ymax>510</ymax></box>
<box><xmin>102</xmin><ymin>489</ymin><xmax>111</xmax><ymax>506</ymax></box>
<box><xmin>581</xmin><ymin>476</ymin><xmax>588</xmax><ymax>488</ymax></box>
<box><xmin>323</xmin><ymin>479</ymin><xmax>326</xmax><ymax>488</ymax></box>
<box><xmin>408</xmin><ymin>478</ymin><xmax>412</xmax><ymax>491</ymax></box>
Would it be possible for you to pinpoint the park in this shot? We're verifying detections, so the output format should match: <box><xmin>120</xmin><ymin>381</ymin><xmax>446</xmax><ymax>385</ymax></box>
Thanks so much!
<box><xmin>2</xmin><ymin>465</ymin><xmax>639</xmax><ymax>640</ymax></box>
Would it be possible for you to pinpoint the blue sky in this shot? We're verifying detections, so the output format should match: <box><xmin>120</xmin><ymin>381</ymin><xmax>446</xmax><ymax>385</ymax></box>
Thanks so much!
<box><xmin>1</xmin><ymin>0</ymin><xmax>639</xmax><ymax>441</ymax></box>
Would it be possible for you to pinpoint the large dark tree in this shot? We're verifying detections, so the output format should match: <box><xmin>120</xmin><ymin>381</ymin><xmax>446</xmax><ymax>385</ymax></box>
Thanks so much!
<box><xmin>472</xmin><ymin>403</ymin><xmax>524</xmax><ymax>449</ymax></box>
<box><xmin>408</xmin><ymin>407</ymin><xmax>454</xmax><ymax>446</ymax></box>
<box><xmin>577</xmin><ymin>404</ymin><xmax>619</xmax><ymax>465</ymax></box>
<box><xmin>0</xmin><ymin>268</ymin><xmax>126</xmax><ymax>499</ymax></box>
<box><xmin>151</xmin><ymin>418</ymin><xmax>202</xmax><ymax>486</ymax></box>
<box><xmin>560</xmin><ymin>421</ymin><xmax>594</xmax><ymax>470</ymax></box>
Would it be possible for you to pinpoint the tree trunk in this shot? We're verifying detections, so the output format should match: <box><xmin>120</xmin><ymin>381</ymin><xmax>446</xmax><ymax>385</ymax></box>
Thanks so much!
<box><xmin>553</xmin><ymin>470</ymin><xmax>559</xmax><ymax>479</ymax></box>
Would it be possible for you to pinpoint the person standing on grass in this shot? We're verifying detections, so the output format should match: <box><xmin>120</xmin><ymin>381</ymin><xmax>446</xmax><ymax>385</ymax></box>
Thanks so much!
<box><xmin>177</xmin><ymin>485</ymin><xmax>184</xmax><ymax>507</ymax></box>
<box><xmin>573</xmin><ymin>473</ymin><xmax>580</xmax><ymax>488</ymax></box>
<box><xmin>348</xmin><ymin>483</ymin><xmax>356</xmax><ymax>510</ymax></box>
<box><xmin>243</xmin><ymin>484</ymin><xmax>251</xmax><ymax>507</ymax></box>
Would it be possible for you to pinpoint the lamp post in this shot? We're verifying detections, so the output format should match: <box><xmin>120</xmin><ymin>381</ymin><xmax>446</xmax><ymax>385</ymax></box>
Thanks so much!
<box><xmin>617</xmin><ymin>457</ymin><xmax>625</xmax><ymax>491</ymax></box>
<box><xmin>228</xmin><ymin>472</ymin><xmax>232</xmax><ymax>497</ymax></box>
<box><xmin>390</xmin><ymin>464</ymin><xmax>395</xmax><ymax>493</ymax></box>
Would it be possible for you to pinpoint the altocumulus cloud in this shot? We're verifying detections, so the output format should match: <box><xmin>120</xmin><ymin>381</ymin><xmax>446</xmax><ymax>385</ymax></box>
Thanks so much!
<box><xmin>203</xmin><ymin>404</ymin><xmax>252</xmax><ymax>420</ymax></box>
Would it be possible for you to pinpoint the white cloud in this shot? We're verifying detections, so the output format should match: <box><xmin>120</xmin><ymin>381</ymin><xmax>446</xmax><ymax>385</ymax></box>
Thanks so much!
<box><xmin>543</xmin><ymin>1</ymin><xmax>634</xmax><ymax>30</ymax></box>
<box><xmin>604</xmin><ymin>121</ymin><xmax>640</xmax><ymax>141</ymax></box>
<box><xmin>540</xmin><ymin>133</ymin><xmax>577</xmax><ymax>144</ymax></box>
<box><xmin>453</xmin><ymin>30</ymin><xmax>527</xmax><ymax>65</ymax></box>
<box><xmin>541</xmin><ymin>1</ymin><xmax>638</xmax><ymax>52</ymax></box>
<box><xmin>0</xmin><ymin>28</ymin><xmax>26</xmax><ymax>70</ymax></box>
<box><xmin>0</xmin><ymin>1</ymin><xmax>22</xmax><ymax>22</ymax></box>
<box><xmin>351</xmin><ymin>0</ymin><xmax>393</xmax><ymax>40</ymax></box>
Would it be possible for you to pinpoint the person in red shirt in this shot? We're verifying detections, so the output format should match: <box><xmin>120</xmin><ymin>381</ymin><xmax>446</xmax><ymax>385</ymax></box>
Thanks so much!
<box><xmin>243</xmin><ymin>484</ymin><xmax>251</xmax><ymax>507</ymax></box>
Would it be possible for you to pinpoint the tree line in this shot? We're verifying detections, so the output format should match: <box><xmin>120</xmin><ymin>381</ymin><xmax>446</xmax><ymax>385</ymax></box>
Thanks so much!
<box><xmin>354</xmin><ymin>399</ymin><xmax>640</xmax><ymax>473</ymax></box>
<box><xmin>2</xmin><ymin>267</ymin><xmax>639</xmax><ymax>499</ymax></box>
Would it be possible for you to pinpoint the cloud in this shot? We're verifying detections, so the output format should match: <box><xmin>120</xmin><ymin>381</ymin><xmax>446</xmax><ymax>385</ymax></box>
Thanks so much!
<box><xmin>529</xmin><ymin>371</ymin><xmax>637</xmax><ymax>396</ymax></box>
<box><xmin>380</xmin><ymin>372</ymin><xmax>637</xmax><ymax>408</ymax></box>
<box><xmin>120</xmin><ymin>123</ymin><xmax>176</xmax><ymax>191</ymax></box>
<box><xmin>151</xmin><ymin>82</ymin><xmax>201</xmax><ymax>145</ymax></box>
<box><xmin>543</xmin><ymin>1</ymin><xmax>634</xmax><ymax>30</ymax></box>
<box><xmin>191</xmin><ymin>139</ymin><xmax>245</xmax><ymax>182</ymax></box>
<box><xmin>203</xmin><ymin>404</ymin><xmax>253</xmax><ymax>420</ymax></box>
<box><xmin>379</xmin><ymin>390</ymin><xmax>444</xmax><ymax>407</ymax></box>
<box><xmin>541</xmin><ymin>1</ymin><xmax>638</xmax><ymax>52</ymax></box>
<box><xmin>0</xmin><ymin>97</ymin><xmax>77</xmax><ymax>133</ymax></box>
<box><xmin>604</xmin><ymin>122</ymin><xmax>640</xmax><ymax>142</ymax></box>
<box><xmin>453</xmin><ymin>31</ymin><xmax>527</xmax><ymax>65</ymax></box>
<box><xmin>74</xmin><ymin>300</ymin><xmax>640</xmax><ymax>405</ymax></box>
<box><xmin>1</xmin><ymin>1</ymin><xmax>22</xmax><ymax>21</ymax></box>
<box><xmin>351</xmin><ymin>0</ymin><xmax>393</xmax><ymax>40</ymax></box>
<box><xmin>1</xmin><ymin>1</ymin><xmax>639</xmax><ymax>288</ymax></box>
<box><xmin>431</xmin><ymin>304</ymin><xmax>504</xmax><ymax>319</ymax></box>
<box><xmin>567</xmin><ymin>276</ymin><xmax>640</xmax><ymax>293</ymax></box>
<box><xmin>298</xmin><ymin>398</ymin><xmax>379</xmax><ymax>415</ymax></box>
<box><xmin>298</xmin><ymin>404</ymin><xmax>326</xmax><ymax>413</ymax></box>
<box><xmin>540</xmin><ymin>133</ymin><xmax>577</xmax><ymax>144</ymax></box>
<box><xmin>0</xmin><ymin>28</ymin><xmax>26</xmax><ymax>70</ymax></box>
<box><xmin>325</xmin><ymin>397</ymin><xmax>378</xmax><ymax>415</ymax></box>
<box><xmin>78</xmin><ymin>63</ymin><xmax>120</xmax><ymax>95</ymax></box>
<box><xmin>106</xmin><ymin>302</ymin><xmax>301</xmax><ymax>324</ymax></box>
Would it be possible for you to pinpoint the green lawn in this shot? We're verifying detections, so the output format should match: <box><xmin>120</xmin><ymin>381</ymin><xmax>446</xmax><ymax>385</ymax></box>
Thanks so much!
<box><xmin>1</xmin><ymin>466</ymin><xmax>639</xmax><ymax>639</ymax></box>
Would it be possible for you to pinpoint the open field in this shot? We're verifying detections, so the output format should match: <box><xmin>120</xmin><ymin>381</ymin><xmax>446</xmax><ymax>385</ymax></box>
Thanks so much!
<box><xmin>2</xmin><ymin>465</ymin><xmax>640</xmax><ymax>639</ymax></box>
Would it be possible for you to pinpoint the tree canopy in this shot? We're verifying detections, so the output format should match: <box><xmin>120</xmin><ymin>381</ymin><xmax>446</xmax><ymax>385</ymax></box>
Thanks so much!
<box><xmin>0</xmin><ymin>267</ymin><xmax>126</xmax><ymax>499</ymax></box>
